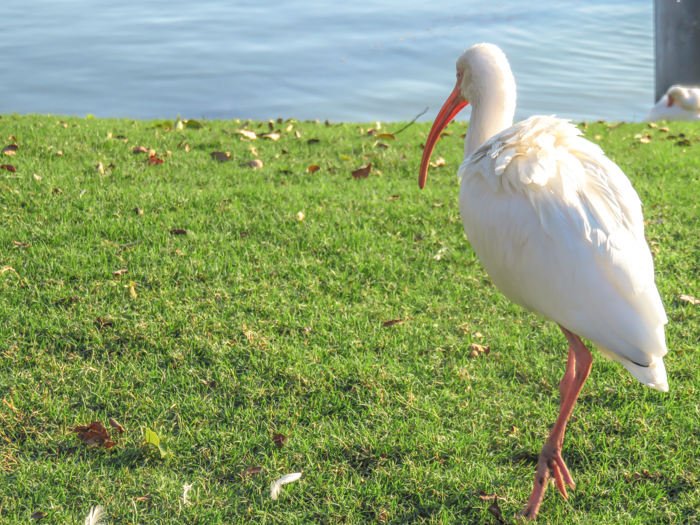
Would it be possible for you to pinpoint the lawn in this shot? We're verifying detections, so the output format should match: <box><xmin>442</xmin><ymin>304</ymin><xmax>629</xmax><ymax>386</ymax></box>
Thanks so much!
<box><xmin>0</xmin><ymin>114</ymin><xmax>699</xmax><ymax>524</ymax></box>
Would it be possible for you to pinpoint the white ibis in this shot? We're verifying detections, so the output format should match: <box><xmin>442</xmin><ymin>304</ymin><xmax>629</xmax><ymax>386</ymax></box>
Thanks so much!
<box><xmin>645</xmin><ymin>85</ymin><xmax>700</xmax><ymax>121</ymax></box>
<box><xmin>419</xmin><ymin>43</ymin><xmax>668</xmax><ymax>519</ymax></box>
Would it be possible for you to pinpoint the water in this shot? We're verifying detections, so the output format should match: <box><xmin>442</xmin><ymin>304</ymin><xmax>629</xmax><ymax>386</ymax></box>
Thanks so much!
<box><xmin>0</xmin><ymin>1</ymin><xmax>653</xmax><ymax>123</ymax></box>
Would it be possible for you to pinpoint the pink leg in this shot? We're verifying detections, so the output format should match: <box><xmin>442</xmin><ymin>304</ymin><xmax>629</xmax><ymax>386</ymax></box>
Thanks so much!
<box><xmin>519</xmin><ymin>325</ymin><xmax>592</xmax><ymax>520</ymax></box>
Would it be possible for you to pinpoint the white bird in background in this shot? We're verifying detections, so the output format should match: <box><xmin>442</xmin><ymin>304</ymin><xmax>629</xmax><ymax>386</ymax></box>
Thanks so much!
<box><xmin>419</xmin><ymin>43</ymin><xmax>668</xmax><ymax>520</ymax></box>
<box><xmin>645</xmin><ymin>85</ymin><xmax>700</xmax><ymax>121</ymax></box>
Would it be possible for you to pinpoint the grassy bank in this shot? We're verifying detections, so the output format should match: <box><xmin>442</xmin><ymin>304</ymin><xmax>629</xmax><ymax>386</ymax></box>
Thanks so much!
<box><xmin>1</xmin><ymin>114</ymin><xmax>699</xmax><ymax>524</ymax></box>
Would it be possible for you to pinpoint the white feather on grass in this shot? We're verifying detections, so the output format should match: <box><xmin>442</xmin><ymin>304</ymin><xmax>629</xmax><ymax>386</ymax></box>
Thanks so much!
<box><xmin>269</xmin><ymin>472</ymin><xmax>302</xmax><ymax>500</ymax></box>
<box><xmin>183</xmin><ymin>483</ymin><xmax>194</xmax><ymax>505</ymax></box>
<box><xmin>84</xmin><ymin>505</ymin><xmax>106</xmax><ymax>525</ymax></box>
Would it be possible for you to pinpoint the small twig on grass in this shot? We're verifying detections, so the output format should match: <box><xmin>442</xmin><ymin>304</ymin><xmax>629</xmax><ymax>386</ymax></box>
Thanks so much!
<box><xmin>393</xmin><ymin>107</ymin><xmax>429</xmax><ymax>135</ymax></box>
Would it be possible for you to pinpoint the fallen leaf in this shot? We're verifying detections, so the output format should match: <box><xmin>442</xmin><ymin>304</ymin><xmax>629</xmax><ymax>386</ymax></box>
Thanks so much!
<box><xmin>383</xmin><ymin>319</ymin><xmax>404</xmax><ymax>327</ymax></box>
<box><xmin>376</xmin><ymin>143</ymin><xmax>389</xmax><ymax>149</ymax></box>
<box><xmin>147</xmin><ymin>155</ymin><xmax>164</xmax><ymax>165</ymax></box>
<box><xmin>477</xmin><ymin>491</ymin><xmax>503</xmax><ymax>501</ymax></box>
<box><xmin>2</xmin><ymin>144</ymin><xmax>18</xmax><ymax>155</ymax></box>
<box><xmin>242</xmin><ymin>159</ymin><xmax>263</xmax><ymax>169</ymax></box>
<box><xmin>71</xmin><ymin>421</ymin><xmax>117</xmax><ymax>449</ymax></box>
<box><xmin>211</xmin><ymin>151</ymin><xmax>231</xmax><ymax>162</ymax></box>
<box><xmin>474</xmin><ymin>331</ymin><xmax>483</xmax><ymax>338</ymax></box>
<box><xmin>13</xmin><ymin>240</ymin><xmax>29</xmax><ymax>247</ymax></box>
<box><xmin>677</xmin><ymin>138</ymin><xmax>691</xmax><ymax>147</ymax></box>
<box><xmin>352</xmin><ymin>162</ymin><xmax>372</xmax><ymax>179</ymax></box>
<box><xmin>144</xmin><ymin>428</ymin><xmax>167</xmax><ymax>458</ymax></box>
<box><xmin>237</xmin><ymin>129</ymin><xmax>257</xmax><ymax>140</ymax></box>
<box><xmin>95</xmin><ymin>162</ymin><xmax>104</xmax><ymax>174</ymax></box>
<box><xmin>430</xmin><ymin>157</ymin><xmax>446</xmax><ymax>168</ymax></box>
<box><xmin>297</xmin><ymin>211</ymin><xmax>305</xmax><ymax>221</ymax></box>
<box><xmin>487</xmin><ymin>498</ymin><xmax>509</xmax><ymax>524</ymax></box>
<box><xmin>52</xmin><ymin>187</ymin><xmax>62</xmax><ymax>194</ymax></box>
<box><xmin>659</xmin><ymin>126</ymin><xmax>670</xmax><ymax>132</ymax></box>
<box><xmin>307</xmin><ymin>164</ymin><xmax>321</xmax><ymax>173</ymax></box>
<box><xmin>286</xmin><ymin>124</ymin><xmax>294</xmax><ymax>132</ymax></box>
<box><xmin>95</xmin><ymin>317</ymin><xmax>114</xmax><ymax>328</ymax></box>
<box><xmin>135</xmin><ymin>496</ymin><xmax>151</xmax><ymax>503</ymax></box>
<box><xmin>0</xmin><ymin>164</ymin><xmax>16</xmax><ymax>172</ymax></box>
<box><xmin>376</xmin><ymin>133</ymin><xmax>395</xmax><ymax>140</ymax></box>
<box><xmin>307</xmin><ymin>138</ymin><xmax>320</xmax><ymax>144</ymax></box>
<box><xmin>262</xmin><ymin>132</ymin><xmax>280</xmax><ymax>141</ymax></box>
<box><xmin>680</xmin><ymin>294</ymin><xmax>700</xmax><ymax>305</ymax></box>
<box><xmin>134</xmin><ymin>206</ymin><xmax>144</xmax><ymax>215</ymax></box>
<box><xmin>30</xmin><ymin>511</ymin><xmax>47</xmax><ymax>521</ymax></box>
<box><xmin>128</xmin><ymin>281</ymin><xmax>137</xmax><ymax>299</ymax></box>
<box><xmin>185</xmin><ymin>119</ymin><xmax>202</xmax><ymax>129</ymax></box>
<box><xmin>294</xmin><ymin>130</ymin><xmax>301</xmax><ymax>138</ymax></box>
<box><xmin>647</xmin><ymin>122</ymin><xmax>658</xmax><ymax>128</ymax></box>
<box><xmin>170</xmin><ymin>229</ymin><xmax>187</xmax><ymax>235</ymax></box>
<box><xmin>113</xmin><ymin>269</ymin><xmax>128</xmax><ymax>278</ymax></box>
<box><xmin>109</xmin><ymin>417</ymin><xmax>125</xmax><ymax>433</ymax></box>
<box><xmin>200</xmin><ymin>379</ymin><xmax>218</xmax><ymax>388</ymax></box>
<box><xmin>469</xmin><ymin>342</ymin><xmax>490</xmax><ymax>357</ymax></box>
<box><xmin>387</xmin><ymin>195</ymin><xmax>400</xmax><ymax>201</ymax></box>
<box><xmin>272</xmin><ymin>432</ymin><xmax>287</xmax><ymax>448</ymax></box>
<box><xmin>108</xmin><ymin>163</ymin><xmax>116</xmax><ymax>168</ymax></box>
<box><xmin>340</xmin><ymin>154</ymin><xmax>352</xmax><ymax>161</ymax></box>
<box><xmin>242</xmin><ymin>465</ymin><xmax>265</xmax><ymax>477</ymax></box>
<box><xmin>250</xmin><ymin>146</ymin><xmax>258</xmax><ymax>156</ymax></box>
<box><xmin>33</xmin><ymin>173</ymin><xmax>41</xmax><ymax>180</ymax></box>
<box><xmin>133</xmin><ymin>146</ymin><xmax>149</xmax><ymax>154</ymax></box>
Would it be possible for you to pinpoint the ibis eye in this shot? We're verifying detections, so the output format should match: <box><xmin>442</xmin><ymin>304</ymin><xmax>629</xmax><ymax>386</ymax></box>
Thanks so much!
<box><xmin>457</xmin><ymin>71</ymin><xmax>462</xmax><ymax>79</ymax></box>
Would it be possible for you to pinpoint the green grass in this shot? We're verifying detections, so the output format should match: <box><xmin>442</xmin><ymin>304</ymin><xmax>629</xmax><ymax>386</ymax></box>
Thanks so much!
<box><xmin>0</xmin><ymin>114</ymin><xmax>699</xmax><ymax>524</ymax></box>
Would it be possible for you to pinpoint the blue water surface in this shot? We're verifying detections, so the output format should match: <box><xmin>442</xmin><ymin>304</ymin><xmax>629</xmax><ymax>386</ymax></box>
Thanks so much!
<box><xmin>0</xmin><ymin>1</ymin><xmax>653</xmax><ymax>122</ymax></box>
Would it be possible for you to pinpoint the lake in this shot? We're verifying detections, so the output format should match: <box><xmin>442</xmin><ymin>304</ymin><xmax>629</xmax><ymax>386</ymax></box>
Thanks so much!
<box><xmin>1</xmin><ymin>0</ymin><xmax>653</xmax><ymax>123</ymax></box>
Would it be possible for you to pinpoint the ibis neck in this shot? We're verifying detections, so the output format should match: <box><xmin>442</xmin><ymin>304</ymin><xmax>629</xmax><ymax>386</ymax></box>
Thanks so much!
<box><xmin>463</xmin><ymin>93</ymin><xmax>515</xmax><ymax>159</ymax></box>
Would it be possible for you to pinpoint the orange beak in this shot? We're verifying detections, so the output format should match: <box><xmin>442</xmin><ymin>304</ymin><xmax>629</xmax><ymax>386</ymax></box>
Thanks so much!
<box><xmin>418</xmin><ymin>78</ymin><xmax>468</xmax><ymax>189</ymax></box>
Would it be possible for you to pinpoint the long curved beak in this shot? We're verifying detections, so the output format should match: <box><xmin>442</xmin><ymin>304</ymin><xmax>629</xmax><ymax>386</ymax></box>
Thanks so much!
<box><xmin>418</xmin><ymin>79</ymin><xmax>468</xmax><ymax>189</ymax></box>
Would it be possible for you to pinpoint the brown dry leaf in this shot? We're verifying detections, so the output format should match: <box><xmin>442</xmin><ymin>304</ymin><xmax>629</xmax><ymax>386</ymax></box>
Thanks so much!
<box><xmin>174</xmin><ymin>249</ymin><xmax>185</xmax><ymax>256</ymax></box>
<box><xmin>133</xmin><ymin>146</ymin><xmax>149</xmax><ymax>154</ymax></box>
<box><xmin>352</xmin><ymin>162</ymin><xmax>372</xmax><ymax>179</ymax></box>
<box><xmin>135</xmin><ymin>496</ymin><xmax>151</xmax><ymax>503</ymax></box>
<box><xmin>383</xmin><ymin>318</ymin><xmax>404</xmax><ymax>327</ymax></box>
<box><xmin>387</xmin><ymin>195</ymin><xmax>400</xmax><ymax>201</ymax></box>
<box><xmin>170</xmin><ymin>229</ymin><xmax>187</xmax><ymax>235</ymax></box>
<box><xmin>13</xmin><ymin>240</ymin><xmax>29</xmax><ymax>248</ymax></box>
<box><xmin>376</xmin><ymin>133</ymin><xmax>395</xmax><ymax>140</ymax></box>
<box><xmin>56</xmin><ymin>151</ymin><xmax>63</xmax><ymax>156</ymax></box>
<box><xmin>477</xmin><ymin>491</ymin><xmax>503</xmax><ymax>501</ymax></box>
<box><xmin>474</xmin><ymin>331</ymin><xmax>483</xmax><ymax>338</ymax></box>
<box><xmin>250</xmin><ymin>146</ymin><xmax>258</xmax><ymax>156</ymax></box>
<box><xmin>307</xmin><ymin>164</ymin><xmax>321</xmax><ymax>173</ymax></box>
<box><xmin>200</xmin><ymin>379</ymin><xmax>218</xmax><ymax>388</ymax></box>
<box><xmin>30</xmin><ymin>511</ymin><xmax>47</xmax><ymax>521</ymax></box>
<box><xmin>33</xmin><ymin>173</ymin><xmax>41</xmax><ymax>180</ymax></box>
<box><xmin>487</xmin><ymin>498</ymin><xmax>510</xmax><ymax>524</ymax></box>
<box><xmin>2</xmin><ymin>144</ymin><xmax>18</xmax><ymax>155</ymax></box>
<box><xmin>147</xmin><ymin>155</ymin><xmax>164</xmax><ymax>165</ymax></box>
<box><xmin>647</xmin><ymin>122</ymin><xmax>658</xmax><ymax>128</ymax></box>
<box><xmin>241</xmin><ymin>159</ymin><xmax>263</xmax><ymax>169</ymax></box>
<box><xmin>242</xmin><ymin>465</ymin><xmax>265</xmax><ymax>478</ymax></box>
<box><xmin>469</xmin><ymin>342</ymin><xmax>490</xmax><ymax>357</ymax></box>
<box><xmin>108</xmin><ymin>163</ymin><xmax>116</xmax><ymax>169</ymax></box>
<box><xmin>237</xmin><ymin>129</ymin><xmax>257</xmax><ymax>140</ymax></box>
<box><xmin>297</xmin><ymin>211</ymin><xmax>305</xmax><ymax>221</ymax></box>
<box><xmin>430</xmin><ymin>157</ymin><xmax>446</xmax><ymax>168</ymax></box>
<box><xmin>52</xmin><ymin>187</ymin><xmax>63</xmax><ymax>194</ymax></box>
<box><xmin>294</xmin><ymin>130</ymin><xmax>301</xmax><ymax>138</ymax></box>
<box><xmin>272</xmin><ymin>432</ymin><xmax>287</xmax><ymax>448</ymax></box>
<box><xmin>109</xmin><ymin>417</ymin><xmax>125</xmax><ymax>433</ymax></box>
<box><xmin>128</xmin><ymin>281</ymin><xmax>137</xmax><ymax>299</ymax></box>
<box><xmin>95</xmin><ymin>317</ymin><xmax>114</xmax><ymax>328</ymax></box>
<box><xmin>286</xmin><ymin>124</ymin><xmax>294</xmax><ymax>132</ymax></box>
<box><xmin>1</xmin><ymin>164</ymin><xmax>16</xmax><ymax>172</ymax></box>
<box><xmin>639</xmin><ymin>135</ymin><xmax>651</xmax><ymax>144</ymax></box>
<box><xmin>376</xmin><ymin>143</ymin><xmax>389</xmax><ymax>150</ymax></box>
<box><xmin>680</xmin><ymin>294</ymin><xmax>700</xmax><ymax>305</ymax></box>
<box><xmin>211</xmin><ymin>151</ymin><xmax>231</xmax><ymax>162</ymax></box>
<box><xmin>262</xmin><ymin>132</ymin><xmax>280</xmax><ymax>141</ymax></box>
<box><xmin>307</xmin><ymin>138</ymin><xmax>320</xmax><ymax>144</ymax></box>
<box><xmin>95</xmin><ymin>162</ymin><xmax>105</xmax><ymax>174</ymax></box>
<box><xmin>659</xmin><ymin>126</ymin><xmax>670</xmax><ymax>132</ymax></box>
<box><xmin>134</xmin><ymin>206</ymin><xmax>144</xmax><ymax>215</ymax></box>
<box><xmin>71</xmin><ymin>421</ymin><xmax>117</xmax><ymax>449</ymax></box>
<box><xmin>677</xmin><ymin>138</ymin><xmax>691</xmax><ymax>147</ymax></box>
<box><xmin>113</xmin><ymin>269</ymin><xmax>128</xmax><ymax>278</ymax></box>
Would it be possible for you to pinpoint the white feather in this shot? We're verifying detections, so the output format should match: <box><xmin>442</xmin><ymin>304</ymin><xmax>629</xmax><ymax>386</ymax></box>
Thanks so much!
<box><xmin>84</xmin><ymin>506</ymin><xmax>106</xmax><ymax>525</ymax></box>
<box><xmin>183</xmin><ymin>483</ymin><xmax>194</xmax><ymax>505</ymax></box>
<box><xmin>269</xmin><ymin>472</ymin><xmax>302</xmax><ymax>500</ymax></box>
